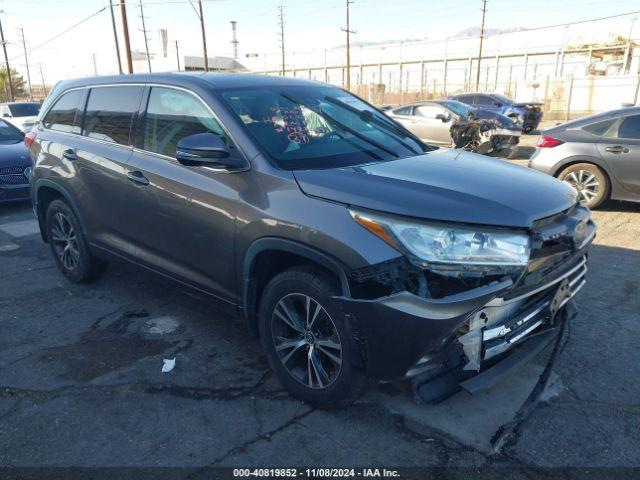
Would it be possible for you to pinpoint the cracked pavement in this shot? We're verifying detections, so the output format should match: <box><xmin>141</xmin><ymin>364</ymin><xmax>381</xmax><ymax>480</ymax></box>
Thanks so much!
<box><xmin>1</xmin><ymin>198</ymin><xmax>639</xmax><ymax>474</ymax></box>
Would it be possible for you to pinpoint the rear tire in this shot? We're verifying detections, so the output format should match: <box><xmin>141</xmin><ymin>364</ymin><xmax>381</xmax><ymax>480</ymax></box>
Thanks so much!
<box><xmin>258</xmin><ymin>267</ymin><xmax>368</xmax><ymax>408</ymax></box>
<box><xmin>557</xmin><ymin>163</ymin><xmax>609</xmax><ymax>209</ymax></box>
<box><xmin>46</xmin><ymin>199</ymin><xmax>108</xmax><ymax>282</ymax></box>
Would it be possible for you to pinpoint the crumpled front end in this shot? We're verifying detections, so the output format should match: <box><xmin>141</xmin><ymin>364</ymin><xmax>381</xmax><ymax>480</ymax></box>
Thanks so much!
<box><xmin>332</xmin><ymin>204</ymin><xmax>595</xmax><ymax>401</ymax></box>
<box><xmin>449</xmin><ymin>118</ymin><xmax>519</xmax><ymax>156</ymax></box>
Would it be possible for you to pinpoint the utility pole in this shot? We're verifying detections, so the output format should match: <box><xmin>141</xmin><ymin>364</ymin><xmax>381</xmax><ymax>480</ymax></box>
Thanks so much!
<box><xmin>18</xmin><ymin>28</ymin><xmax>32</xmax><ymax>100</ymax></box>
<box><xmin>139</xmin><ymin>1</ymin><xmax>152</xmax><ymax>72</ymax></box>
<box><xmin>120</xmin><ymin>0</ymin><xmax>133</xmax><ymax>73</ymax></box>
<box><xmin>278</xmin><ymin>6</ymin><xmax>285</xmax><ymax>76</ymax></box>
<box><xmin>341</xmin><ymin>0</ymin><xmax>356</xmax><ymax>90</ymax></box>
<box><xmin>230</xmin><ymin>21</ymin><xmax>239</xmax><ymax>60</ymax></box>
<box><xmin>38</xmin><ymin>63</ymin><xmax>47</xmax><ymax>97</ymax></box>
<box><xmin>109</xmin><ymin>0</ymin><xmax>123</xmax><ymax>74</ymax></box>
<box><xmin>92</xmin><ymin>53</ymin><xmax>98</xmax><ymax>76</ymax></box>
<box><xmin>0</xmin><ymin>12</ymin><xmax>14</xmax><ymax>101</ymax></box>
<box><xmin>175</xmin><ymin>40</ymin><xmax>181</xmax><ymax>71</ymax></box>
<box><xmin>475</xmin><ymin>0</ymin><xmax>487</xmax><ymax>91</ymax></box>
<box><xmin>197</xmin><ymin>0</ymin><xmax>209</xmax><ymax>71</ymax></box>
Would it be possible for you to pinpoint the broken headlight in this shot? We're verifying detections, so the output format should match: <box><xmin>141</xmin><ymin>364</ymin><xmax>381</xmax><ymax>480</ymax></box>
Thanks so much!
<box><xmin>349</xmin><ymin>208</ymin><xmax>530</xmax><ymax>269</ymax></box>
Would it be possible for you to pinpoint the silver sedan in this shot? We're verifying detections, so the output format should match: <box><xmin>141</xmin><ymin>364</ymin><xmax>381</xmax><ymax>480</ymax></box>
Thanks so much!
<box><xmin>528</xmin><ymin>107</ymin><xmax>640</xmax><ymax>208</ymax></box>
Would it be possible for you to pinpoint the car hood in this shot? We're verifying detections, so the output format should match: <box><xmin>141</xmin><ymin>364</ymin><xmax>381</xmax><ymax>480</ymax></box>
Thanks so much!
<box><xmin>0</xmin><ymin>140</ymin><xmax>30</xmax><ymax>166</ymax></box>
<box><xmin>293</xmin><ymin>149</ymin><xmax>577</xmax><ymax>228</ymax></box>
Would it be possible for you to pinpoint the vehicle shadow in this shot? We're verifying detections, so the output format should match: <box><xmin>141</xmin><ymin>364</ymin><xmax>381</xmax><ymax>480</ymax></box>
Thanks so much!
<box><xmin>598</xmin><ymin>199</ymin><xmax>640</xmax><ymax>213</ymax></box>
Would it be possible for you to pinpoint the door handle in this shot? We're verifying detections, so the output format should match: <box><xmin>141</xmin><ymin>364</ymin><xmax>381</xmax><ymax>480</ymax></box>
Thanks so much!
<box><xmin>604</xmin><ymin>145</ymin><xmax>629</xmax><ymax>153</ymax></box>
<box><xmin>62</xmin><ymin>149</ymin><xmax>78</xmax><ymax>161</ymax></box>
<box><xmin>126</xmin><ymin>170</ymin><xmax>149</xmax><ymax>185</ymax></box>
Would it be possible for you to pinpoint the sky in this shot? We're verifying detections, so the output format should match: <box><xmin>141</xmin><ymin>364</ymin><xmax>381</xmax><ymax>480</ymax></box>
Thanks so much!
<box><xmin>0</xmin><ymin>0</ymin><xmax>639</xmax><ymax>85</ymax></box>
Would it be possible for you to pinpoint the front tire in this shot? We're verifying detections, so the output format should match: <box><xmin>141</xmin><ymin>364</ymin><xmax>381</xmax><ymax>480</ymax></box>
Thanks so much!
<box><xmin>557</xmin><ymin>163</ymin><xmax>609</xmax><ymax>209</ymax></box>
<box><xmin>258</xmin><ymin>267</ymin><xmax>367</xmax><ymax>408</ymax></box>
<box><xmin>46</xmin><ymin>199</ymin><xmax>108</xmax><ymax>282</ymax></box>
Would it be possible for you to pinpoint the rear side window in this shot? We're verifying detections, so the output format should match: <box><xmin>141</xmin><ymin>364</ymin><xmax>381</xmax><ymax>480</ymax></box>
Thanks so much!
<box><xmin>42</xmin><ymin>90</ymin><xmax>84</xmax><ymax>134</ymax></box>
<box><xmin>142</xmin><ymin>87</ymin><xmax>225</xmax><ymax>158</ymax></box>
<box><xmin>474</xmin><ymin>95</ymin><xmax>494</xmax><ymax>105</ymax></box>
<box><xmin>83</xmin><ymin>86</ymin><xmax>143</xmax><ymax>145</ymax></box>
<box><xmin>617</xmin><ymin>115</ymin><xmax>640</xmax><ymax>139</ymax></box>
<box><xmin>582</xmin><ymin>119</ymin><xmax>615</xmax><ymax>137</ymax></box>
<box><xmin>455</xmin><ymin>95</ymin><xmax>475</xmax><ymax>104</ymax></box>
<box><xmin>393</xmin><ymin>106</ymin><xmax>412</xmax><ymax>115</ymax></box>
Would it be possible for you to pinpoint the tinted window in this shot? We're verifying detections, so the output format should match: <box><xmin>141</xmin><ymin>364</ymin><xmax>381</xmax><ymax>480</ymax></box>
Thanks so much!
<box><xmin>393</xmin><ymin>106</ymin><xmax>412</xmax><ymax>115</ymax></box>
<box><xmin>221</xmin><ymin>85</ymin><xmax>426</xmax><ymax>170</ymax></box>
<box><xmin>474</xmin><ymin>95</ymin><xmax>494</xmax><ymax>105</ymax></box>
<box><xmin>42</xmin><ymin>90</ymin><xmax>84</xmax><ymax>134</ymax></box>
<box><xmin>9</xmin><ymin>103</ymin><xmax>40</xmax><ymax>117</ymax></box>
<box><xmin>454</xmin><ymin>95</ymin><xmax>474</xmax><ymax>104</ymax></box>
<box><xmin>582</xmin><ymin>119</ymin><xmax>615</xmax><ymax>137</ymax></box>
<box><xmin>0</xmin><ymin>119</ymin><xmax>23</xmax><ymax>141</ymax></box>
<box><xmin>617</xmin><ymin>115</ymin><xmax>640</xmax><ymax>139</ymax></box>
<box><xmin>83</xmin><ymin>86</ymin><xmax>143</xmax><ymax>145</ymax></box>
<box><xmin>143</xmin><ymin>87</ymin><xmax>225</xmax><ymax>158</ymax></box>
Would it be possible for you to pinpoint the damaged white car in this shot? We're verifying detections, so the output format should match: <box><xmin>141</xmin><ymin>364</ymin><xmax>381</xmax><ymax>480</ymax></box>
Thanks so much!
<box><xmin>385</xmin><ymin>100</ymin><xmax>521</xmax><ymax>157</ymax></box>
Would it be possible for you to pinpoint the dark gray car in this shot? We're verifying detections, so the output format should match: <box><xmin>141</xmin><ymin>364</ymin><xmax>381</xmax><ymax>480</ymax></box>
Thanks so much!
<box><xmin>28</xmin><ymin>73</ymin><xmax>594</xmax><ymax>407</ymax></box>
<box><xmin>529</xmin><ymin>107</ymin><xmax>640</xmax><ymax>208</ymax></box>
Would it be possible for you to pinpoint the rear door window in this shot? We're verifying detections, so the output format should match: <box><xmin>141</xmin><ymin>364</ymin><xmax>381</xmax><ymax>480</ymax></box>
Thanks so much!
<box><xmin>82</xmin><ymin>86</ymin><xmax>144</xmax><ymax>145</ymax></box>
<box><xmin>142</xmin><ymin>87</ymin><xmax>226</xmax><ymax>158</ymax></box>
<box><xmin>582</xmin><ymin>118</ymin><xmax>616</xmax><ymax>137</ymax></box>
<box><xmin>42</xmin><ymin>90</ymin><xmax>85</xmax><ymax>134</ymax></box>
<box><xmin>616</xmin><ymin>115</ymin><xmax>640</xmax><ymax>139</ymax></box>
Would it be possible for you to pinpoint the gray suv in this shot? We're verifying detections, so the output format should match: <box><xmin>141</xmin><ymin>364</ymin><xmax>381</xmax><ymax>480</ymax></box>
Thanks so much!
<box><xmin>27</xmin><ymin>73</ymin><xmax>595</xmax><ymax>407</ymax></box>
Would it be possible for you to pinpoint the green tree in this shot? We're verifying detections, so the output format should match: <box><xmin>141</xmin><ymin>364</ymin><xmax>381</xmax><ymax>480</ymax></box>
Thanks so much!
<box><xmin>0</xmin><ymin>67</ymin><xmax>26</xmax><ymax>102</ymax></box>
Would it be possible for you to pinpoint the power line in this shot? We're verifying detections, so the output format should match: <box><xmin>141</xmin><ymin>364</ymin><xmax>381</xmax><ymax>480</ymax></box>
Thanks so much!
<box><xmin>9</xmin><ymin>6</ymin><xmax>107</xmax><ymax>62</ymax></box>
<box><xmin>0</xmin><ymin>12</ymin><xmax>14</xmax><ymax>101</ymax></box>
<box><xmin>475</xmin><ymin>0</ymin><xmax>487</xmax><ymax>90</ymax></box>
<box><xmin>278</xmin><ymin>5</ymin><xmax>285</xmax><ymax>76</ymax></box>
<box><xmin>109</xmin><ymin>0</ymin><xmax>123</xmax><ymax>74</ymax></box>
<box><xmin>17</xmin><ymin>27</ymin><xmax>32</xmax><ymax>100</ymax></box>
<box><xmin>341</xmin><ymin>0</ymin><xmax>356</xmax><ymax>90</ymax></box>
<box><xmin>139</xmin><ymin>1</ymin><xmax>152</xmax><ymax>72</ymax></box>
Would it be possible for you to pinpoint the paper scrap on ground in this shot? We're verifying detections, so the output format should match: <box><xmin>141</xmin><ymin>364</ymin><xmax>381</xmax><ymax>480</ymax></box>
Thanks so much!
<box><xmin>162</xmin><ymin>358</ymin><xmax>176</xmax><ymax>373</ymax></box>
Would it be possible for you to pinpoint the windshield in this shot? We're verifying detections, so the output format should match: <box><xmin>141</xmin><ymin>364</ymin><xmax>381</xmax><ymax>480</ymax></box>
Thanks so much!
<box><xmin>0</xmin><ymin>119</ymin><xmax>24</xmax><ymax>141</ymax></box>
<box><xmin>441</xmin><ymin>101</ymin><xmax>473</xmax><ymax>118</ymax></box>
<box><xmin>8</xmin><ymin>103</ymin><xmax>40</xmax><ymax>117</ymax></box>
<box><xmin>220</xmin><ymin>85</ymin><xmax>429</xmax><ymax>170</ymax></box>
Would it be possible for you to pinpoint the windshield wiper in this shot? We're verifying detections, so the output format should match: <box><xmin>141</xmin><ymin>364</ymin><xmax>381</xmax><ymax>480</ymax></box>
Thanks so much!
<box><xmin>281</xmin><ymin>93</ymin><xmax>399</xmax><ymax>158</ymax></box>
<box><xmin>322</xmin><ymin>96</ymin><xmax>424</xmax><ymax>154</ymax></box>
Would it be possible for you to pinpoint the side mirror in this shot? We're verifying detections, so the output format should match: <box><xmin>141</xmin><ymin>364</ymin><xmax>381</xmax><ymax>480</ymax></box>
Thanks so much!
<box><xmin>176</xmin><ymin>132</ymin><xmax>244</xmax><ymax>169</ymax></box>
<box><xmin>493</xmin><ymin>102</ymin><xmax>503</xmax><ymax>107</ymax></box>
<box><xmin>2</xmin><ymin>113</ymin><xmax>11</xmax><ymax>118</ymax></box>
<box><xmin>435</xmin><ymin>113</ymin><xmax>450</xmax><ymax>122</ymax></box>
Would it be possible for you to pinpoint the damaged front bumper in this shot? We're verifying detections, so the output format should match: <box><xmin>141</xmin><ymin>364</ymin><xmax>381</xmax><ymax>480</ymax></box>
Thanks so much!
<box><xmin>333</xmin><ymin>206</ymin><xmax>594</xmax><ymax>400</ymax></box>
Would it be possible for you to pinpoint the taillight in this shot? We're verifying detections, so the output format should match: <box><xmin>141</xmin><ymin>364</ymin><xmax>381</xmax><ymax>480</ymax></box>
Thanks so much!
<box><xmin>24</xmin><ymin>131</ymin><xmax>36</xmax><ymax>148</ymax></box>
<box><xmin>537</xmin><ymin>134</ymin><xmax>564</xmax><ymax>148</ymax></box>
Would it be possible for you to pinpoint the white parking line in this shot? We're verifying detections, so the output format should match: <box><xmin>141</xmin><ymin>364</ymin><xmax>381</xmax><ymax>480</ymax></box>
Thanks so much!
<box><xmin>0</xmin><ymin>219</ymin><xmax>40</xmax><ymax>238</ymax></box>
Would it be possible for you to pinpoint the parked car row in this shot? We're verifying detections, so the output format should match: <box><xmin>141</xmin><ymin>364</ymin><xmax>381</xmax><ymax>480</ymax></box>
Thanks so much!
<box><xmin>385</xmin><ymin>99</ymin><xmax>521</xmax><ymax>156</ymax></box>
<box><xmin>530</xmin><ymin>106</ymin><xmax>640</xmax><ymax>208</ymax></box>
<box><xmin>23</xmin><ymin>73</ymin><xmax>595</xmax><ymax>407</ymax></box>
<box><xmin>0</xmin><ymin>118</ymin><xmax>32</xmax><ymax>204</ymax></box>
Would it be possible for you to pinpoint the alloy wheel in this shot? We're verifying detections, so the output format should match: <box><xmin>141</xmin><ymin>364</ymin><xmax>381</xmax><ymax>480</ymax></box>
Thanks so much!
<box><xmin>50</xmin><ymin>212</ymin><xmax>80</xmax><ymax>270</ymax></box>
<box><xmin>271</xmin><ymin>293</ymin><xmax>342</xmax><ymax>389</ymax></box>
<box><xmin>562</xmin><ymin>169</ymin><xmax>600</xmax><ymax>204</ymax></box>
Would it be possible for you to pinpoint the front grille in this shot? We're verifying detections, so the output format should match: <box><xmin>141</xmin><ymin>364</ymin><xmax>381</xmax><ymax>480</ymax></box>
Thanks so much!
<box><xmin>0</xmin><ymin>173</ymin><xmax>28</xmax><ymax>186</ymax></box>
<box><xmin>0</xmin><ymin>165</ymin><xmax>28</xmax><ymax>175</ymax></box>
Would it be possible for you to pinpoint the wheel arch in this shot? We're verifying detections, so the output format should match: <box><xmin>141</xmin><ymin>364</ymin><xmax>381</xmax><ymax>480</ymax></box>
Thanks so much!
<box><xmin>33</xmin><ymin>180</ymin><xmax>84</xmax><ymax>243</ymax></box>
<box><xmin>240</xmin><ymin>238</ymin><xmax>351</xmax><ymax>337</ymax></box>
